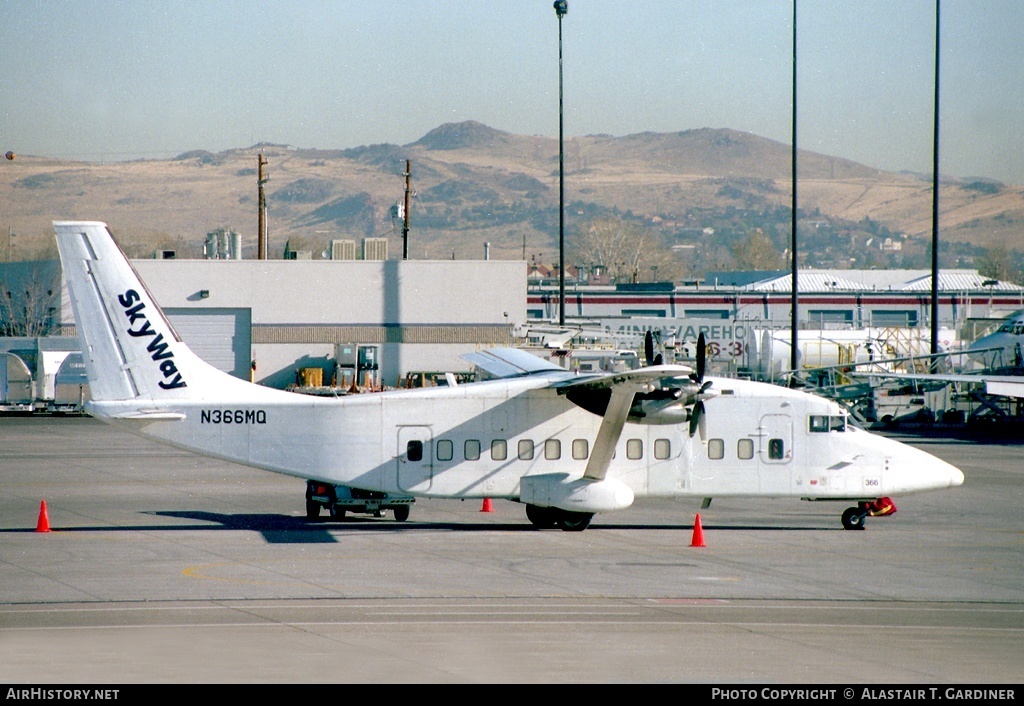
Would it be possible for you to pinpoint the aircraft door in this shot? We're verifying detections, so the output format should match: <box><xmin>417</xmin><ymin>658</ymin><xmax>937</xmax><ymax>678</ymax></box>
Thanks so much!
<box><xmin>758</xmin><ymin>413</ymin><xmax>793</xmax><ymax>494</ymax></box>
<box><xmin>396</xmin><ymin>425</ymin><xmax>433</xmax><ymax>493</ymax></box>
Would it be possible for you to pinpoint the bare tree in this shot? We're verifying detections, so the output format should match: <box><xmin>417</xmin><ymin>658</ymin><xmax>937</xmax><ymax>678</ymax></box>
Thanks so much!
<box><xmin>731</xmin><ymin>228</ymin><xmax>782</xmax><ymax>270</ymax></box>
<box><xmin>976</xmin><ymin>244</ymin><xmax>1019</xmax><ymax>284</ymax></box>
<box><xmin>570</xmin><ymin>217</ymin><xmax>684</xmax><ymax>282</ymax></box>
<box><xmin>0</xmin><ymin>262</ymin><xmax>62</xmax><ymax>336</ymax></box>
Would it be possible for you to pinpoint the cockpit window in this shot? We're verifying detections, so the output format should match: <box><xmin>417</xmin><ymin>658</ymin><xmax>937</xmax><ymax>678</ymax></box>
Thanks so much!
<box><xmin>809</xmin><ymin>414</ymin><xmax>846</xmax><ymax>433</ymax></box>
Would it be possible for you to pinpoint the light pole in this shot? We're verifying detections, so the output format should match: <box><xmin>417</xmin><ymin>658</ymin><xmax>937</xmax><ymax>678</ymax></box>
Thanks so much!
<box><xmin>790</xmin><ymin>0</ymin><xmax>799</xmax><ymax>379</ymax></box>
<box><xmin>554</xmin><ymin>0</ymin><xmax>567</xmax><ymax>326</ymax></box>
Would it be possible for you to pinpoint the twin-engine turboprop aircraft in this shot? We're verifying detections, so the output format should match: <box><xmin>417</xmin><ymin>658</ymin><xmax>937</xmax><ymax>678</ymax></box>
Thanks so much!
<box><xmin>54</xmin><ymin>221</ymin><xmax>964</xmax><ymax>531</ymax></box>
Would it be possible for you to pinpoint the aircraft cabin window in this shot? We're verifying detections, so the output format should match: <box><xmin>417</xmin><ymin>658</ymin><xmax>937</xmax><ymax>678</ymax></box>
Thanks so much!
<box><xmin>626</xmin><ymin>438</ymin><xmax>643</xmax><ymax>460</ymax></box>
<box><xmin>407</xmin><ymin>440</ymin><xmax>423</xmax><ymax>462</ymax></box>
<box><xmin>491</xmin><ymin>439</ymin><xmax>507</xmax><ymax>461</ymax></box>
<box><xmin>545</xmin><ymin>439</ymin><xmax>561</xmax><ymax>460</ymax></box>
<box><xmin>737</xmin><ymin>438</ymin><xmax>754</xmax><ymax>459</ymax></box>
<box><xmin>518</xmin><ymin>439</ymin><xmax>534</xmax><ymax>461</ymax></box>
<box><xmin>465</xmin><ymin>439</ymin><xmax>481</xmax><ymax>461</ymax></box>
<box><xmin>436</xmin><ymin>439</ymin><xmax>454</xmax><ymax>462</ymax></box>
<box><xmin>572</xmin><ymin>439</ymin><xmax>589</xmax><ymax>460</ymax></box>
<box><xmin>831</xmin><ymin>415</ymin><xmax>847</xmax><ymax>432</ymax></box>
<box><xmin>708</xmin><ymin>438</ymin><xmax>724</xmax><ymax>460</ymax></box>
<box><xmin>654</xmin><ymin>438</ymin><xmax>671</xmax><ymax>460</ymax></box>
<box><xmin>769</xmin><ymin>438</ymin><xmax>785</xmax><ymax>460</ymax></box>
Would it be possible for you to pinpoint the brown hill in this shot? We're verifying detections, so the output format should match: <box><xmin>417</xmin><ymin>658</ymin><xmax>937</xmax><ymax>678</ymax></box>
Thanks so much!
<box><xmin>1</xmin><ymin>122</ymin><xmax>1021</xmax><ymax>265</ymax></box>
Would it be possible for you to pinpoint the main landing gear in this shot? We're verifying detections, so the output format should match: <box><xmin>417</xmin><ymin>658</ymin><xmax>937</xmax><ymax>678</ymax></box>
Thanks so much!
<box><xmin>525</xmin><ymin>504</ymin><xmax>594</xmax><ymax>532</ymax></box>
<box><xmin>841</xmin><ymin>497</ymin><xmax>897</xmax><ymax>530</ymax></box>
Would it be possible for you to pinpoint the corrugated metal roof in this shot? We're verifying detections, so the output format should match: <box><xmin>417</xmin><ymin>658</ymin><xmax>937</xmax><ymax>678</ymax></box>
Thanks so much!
<box><xmin>744</xmin><ymin>272</ymin><xmax>875</xmax><ymax>292</ymax></box>
<box><xmin>736</xmin><ymin>269</ymin><xmax>1024</xmax><ymax>293</ymax></box>
<box><xmin>901</xmin><ymin>272</ymin><xmax>1024</xmax><ymax>291</ymax></box>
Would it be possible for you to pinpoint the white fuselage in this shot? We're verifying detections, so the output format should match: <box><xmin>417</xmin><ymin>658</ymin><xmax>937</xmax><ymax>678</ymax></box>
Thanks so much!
<box><xmin>92</xmin><ymin>373</ymin><xmax>963</xmax><ymax>504</ymax></box>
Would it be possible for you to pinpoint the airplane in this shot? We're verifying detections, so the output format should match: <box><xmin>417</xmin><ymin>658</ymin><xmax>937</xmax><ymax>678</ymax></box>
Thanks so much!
<box><xmin>963</xmin><ymin>308</ymin><xmax>1024</xmax><ymax>369</ymax></box>
<box><xmin>54</xmin><ymin>221</ymin><xmax>964</xmax><ymax>531</ymax></box>
<box><xmin>843</xmin><ymin>310</ymin><xmax>1024</xmax><ymax>419</ymax></box>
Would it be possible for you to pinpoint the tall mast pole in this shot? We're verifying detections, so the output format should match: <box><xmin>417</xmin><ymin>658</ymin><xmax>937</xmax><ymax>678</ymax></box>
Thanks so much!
<box><xmin>930</xmin><ymin>0</ymin><xmax>941</xmax><ymax>369</ymax></box>
<box><xmin>555</xmin><ymin>1</ymin><xmax>567</xmax><ymax>327</ymax></box>
<box><xmin>790</xmin><ymin>1</ymin><xmax>799</xmax><ymax>378</ymax></box>
<box><xmin>257</xmin><ymin>153</ymin><xmax>269</xmax><ymax>260</ymax></box>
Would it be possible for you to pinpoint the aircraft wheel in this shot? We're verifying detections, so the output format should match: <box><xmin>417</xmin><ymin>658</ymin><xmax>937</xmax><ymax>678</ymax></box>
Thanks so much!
<box><xmin>841</xmin><ymin>507</ymin><xmax>866</xmax><ymax>530</ymax></box>
<box><xmin>556</xmin><ymin>511</ymin><xmax>594</xmax><ymax>532</ymax></box>
<box><xmin>393</xmin><ymin>505</ymin><xmax>410</xmax><ymax>522</ymax></box>
<box><xmin>305</xmin><ymin>498</ymin><xmax>322</xmax><ymax>520</ymax></box>
<box><xmin>525</xmin><ymin>504</ymin><xmax>557</xmax><ymax>528</ymax></box>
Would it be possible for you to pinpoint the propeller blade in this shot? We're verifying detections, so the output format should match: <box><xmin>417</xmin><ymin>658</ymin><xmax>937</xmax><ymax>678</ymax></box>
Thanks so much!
<box><xmin>644</xmin><ymin>330</ymin><xmax>655</xmax><ymax>367</ymax></box>
<box><xmin>689</xmin><ymin>400</ymin><xmax>705</xmax><ymax>438</ymax></box>
<box><xmin>696</xmin><ymin>332</ymin><xmax>706</xmax><ymax>382</ymax></box>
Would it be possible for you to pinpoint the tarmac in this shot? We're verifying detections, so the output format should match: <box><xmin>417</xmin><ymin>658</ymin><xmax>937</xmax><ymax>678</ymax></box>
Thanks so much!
<box><xmin>0</xmin><ymin>415</ymin><xmax>1021</xmax><ymax>684</ymax></box>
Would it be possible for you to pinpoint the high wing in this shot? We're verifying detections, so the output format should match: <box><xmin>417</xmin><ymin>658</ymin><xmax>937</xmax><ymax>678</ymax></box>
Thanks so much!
<box><xmin>554</xmin><ymin>365</ymin><xmax>689</xmax><ymax>480</ymax></box>
<box><xmin>464</xmin><ymin>347</ymin><xmax>709</xmax><ymax>482</ymax></box>
<box><xmin>462</xmin><ymin>347</ymin><xmax>568</xmax><ymax>377</ymax></box>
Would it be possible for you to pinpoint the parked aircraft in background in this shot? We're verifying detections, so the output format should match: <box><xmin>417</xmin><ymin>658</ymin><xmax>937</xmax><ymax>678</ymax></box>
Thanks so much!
<box><xmin>55</xmin><ymin>221</ymin><xmax>964</xmax><ymax>531</ymax></box>
<box><xmin>845</xmin><ymin>310</ymin><xmax>1024</xmax><ymax>421</ymax></box>
<box><xmin>523</xmin><ymin>316</ymin><xmax>959</xmax><ymax>384</ymax></box>
<box><xmin>964</xmin><ymin>309</ymin><xmax>1024</xmax><ymax>369</ymax></box>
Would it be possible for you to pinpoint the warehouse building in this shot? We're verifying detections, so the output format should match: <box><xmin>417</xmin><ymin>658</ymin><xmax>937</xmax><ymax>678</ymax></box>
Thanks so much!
<box><xmin>61</xmin><ymin>257</ymin><xmax>526</xmax><ymax>389</ymax></box>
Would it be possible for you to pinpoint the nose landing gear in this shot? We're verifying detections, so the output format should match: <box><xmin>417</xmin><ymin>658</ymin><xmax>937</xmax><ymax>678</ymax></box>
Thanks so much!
<box><xmin>841</xmin><ymin>497</ymin><xmax>897</xmax><ymax>530</ymax></box>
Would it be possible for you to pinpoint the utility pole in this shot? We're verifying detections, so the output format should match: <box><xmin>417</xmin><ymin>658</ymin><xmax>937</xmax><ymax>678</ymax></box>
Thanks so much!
<box><xmin>257</xmin><ymin>153</ymin><xmax>269</xmax><ymax>260</ymax></box>
<box><xmin>402</xmin><ymin>159</ymin><xmax>412</xmax><ymax>260</ymax></box>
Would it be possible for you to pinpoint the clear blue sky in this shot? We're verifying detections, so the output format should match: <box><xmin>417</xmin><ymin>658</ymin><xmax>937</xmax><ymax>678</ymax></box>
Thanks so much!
<box><xmin>2</xmin><ymin>0</ymin><xmax>1022</xmax><ymax>184</ymax></box>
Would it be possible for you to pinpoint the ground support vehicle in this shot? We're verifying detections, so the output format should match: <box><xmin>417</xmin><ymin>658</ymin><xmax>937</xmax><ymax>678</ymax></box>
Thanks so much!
<box><xmin>305</xmin><ymin>481</ymin><xmax>414</xmax><ymax>521</ymax></box>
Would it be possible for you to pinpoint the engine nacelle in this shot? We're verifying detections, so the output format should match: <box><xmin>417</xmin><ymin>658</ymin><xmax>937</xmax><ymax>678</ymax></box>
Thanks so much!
<box><xmin>519</xmin><ymin>473</ymin><xmax>634</xmax><ymax>513</ymax></box>
<box><xmin>628</xmin><ymin>398</ymin><xmax>692</xmax><ymax>424</ymax></box>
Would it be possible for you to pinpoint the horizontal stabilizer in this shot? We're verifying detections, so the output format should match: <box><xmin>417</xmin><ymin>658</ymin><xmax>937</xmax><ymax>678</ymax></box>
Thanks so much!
<box><xmin>106</xmin><ymin>409</ymin><xmax>187</xmax><ymax>421</ymax></box>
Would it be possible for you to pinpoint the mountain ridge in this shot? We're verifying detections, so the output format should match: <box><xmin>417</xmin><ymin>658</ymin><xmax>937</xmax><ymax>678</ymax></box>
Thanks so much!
<box><xmin>1</xmin><ymin>121</ymin><xmax>1021</xmax><ymax>273</ymax></box>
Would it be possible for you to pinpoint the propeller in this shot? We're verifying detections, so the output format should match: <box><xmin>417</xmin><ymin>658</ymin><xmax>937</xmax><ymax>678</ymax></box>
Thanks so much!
<box><xmin>688</xmin><ymin>399</ymin><xmax>706</xmax><ymax>439</ymax></box>
<box><xmin>643</xmin><ymin>330</ymin><xmax>663</xmax><ymax>366</ymax></box>
<box><xmin>687</xmin><ymin>332</ymin><xmax>713</xmax><ymax>438</ymax></box>
<box><xmin>690</xmin><ymin>331</ymin><xmax>706</xmax><ymax>385</ymax></box>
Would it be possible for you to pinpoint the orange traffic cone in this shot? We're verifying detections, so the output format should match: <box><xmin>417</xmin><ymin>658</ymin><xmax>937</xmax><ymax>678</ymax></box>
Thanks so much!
<box><xmin>690</xmin><ymin>513</ymin><xmax>705</xmax><ymax>547</ymax></box>
<box><xmin>35</xmin><ymin>500</ymin><xmax>51</xmax><ymax>533</ymax></box>
<box><xmin>480</xmin><ymin>498</ymin><xmax>494</xmax><ymax>513</ymax></box>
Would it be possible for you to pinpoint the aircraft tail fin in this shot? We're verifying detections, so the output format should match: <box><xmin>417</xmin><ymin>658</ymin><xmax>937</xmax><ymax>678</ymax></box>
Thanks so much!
<box><xmin>54</xmin><ymin>221</ymin><xmax>257</xmax><ymax>405</ymax></box>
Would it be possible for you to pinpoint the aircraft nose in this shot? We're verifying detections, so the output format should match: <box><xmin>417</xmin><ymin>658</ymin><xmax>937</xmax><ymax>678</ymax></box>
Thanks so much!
<box><xmin>930</xmin><ymin>454</ymin><xmax>965</xmax><ymax>488</ymax></box>
<box><xmin>902</xmin><ymin>444</ymin><xmax>964</xmax><ymax>491</ymax></box>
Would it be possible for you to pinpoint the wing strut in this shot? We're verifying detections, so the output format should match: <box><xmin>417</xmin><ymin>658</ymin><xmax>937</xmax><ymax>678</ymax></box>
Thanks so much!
<box><xmin>583</xmin><ymin>382</ymin><xmax>642</xmax><ymax>481</ymax></box>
